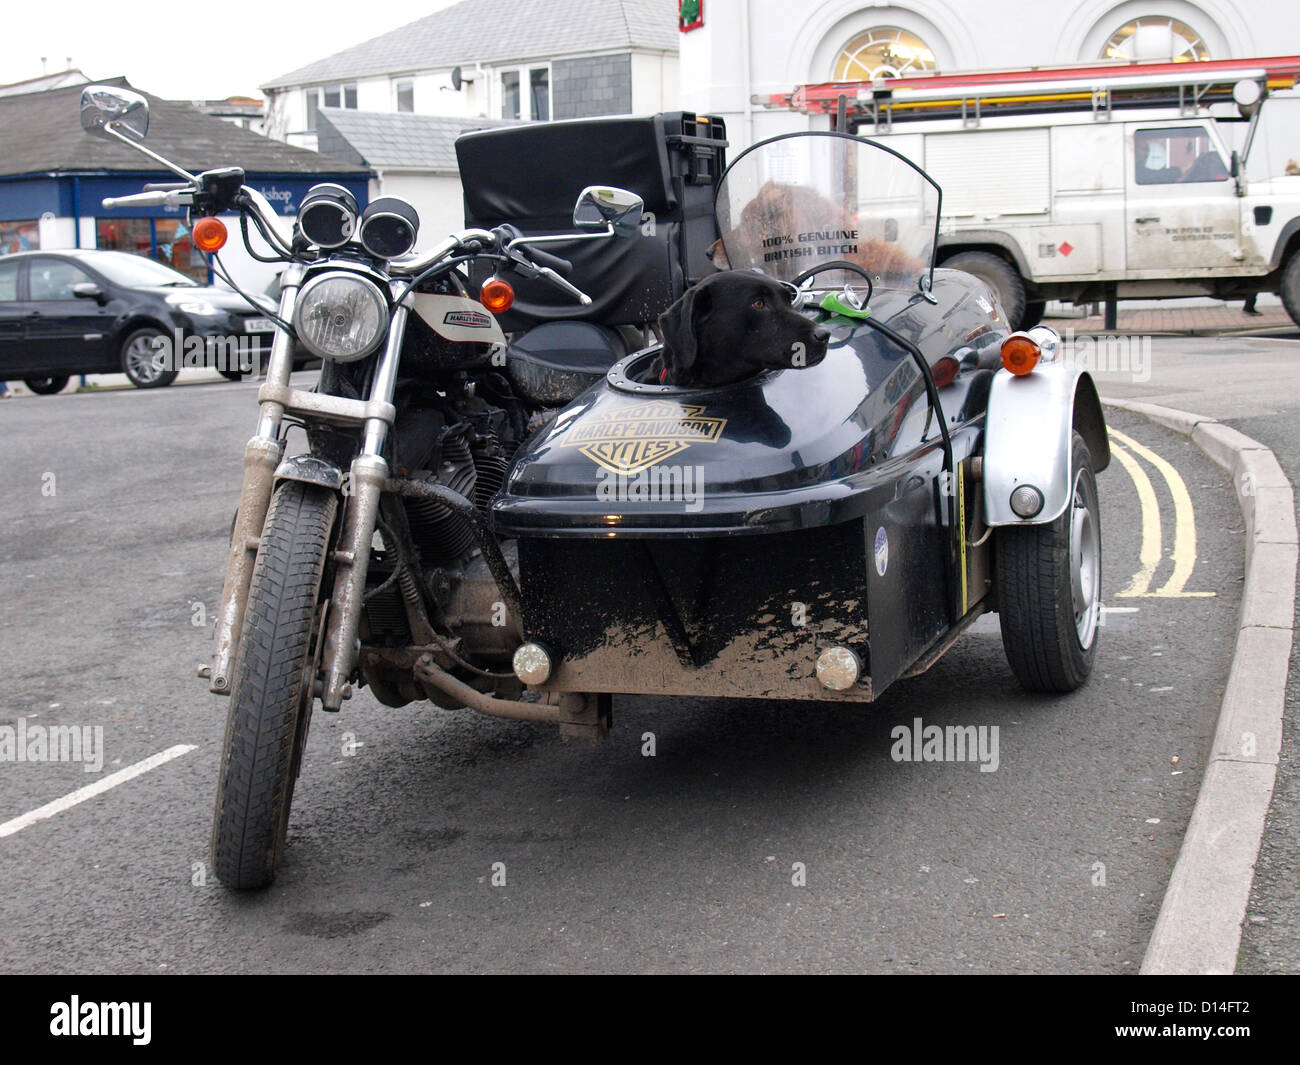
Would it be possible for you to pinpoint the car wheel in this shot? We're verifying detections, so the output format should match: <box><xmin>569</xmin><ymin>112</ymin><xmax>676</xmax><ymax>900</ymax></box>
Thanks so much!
<box><xmin>945</xmin><ymin>251</ymin><xmax>1027</xmax><ymax>329</ymax></box>
<box><xmin>211</xmin><ymin>481</ymin><xmax>337</xmax><ymax>890</ymax></box>
<box><xmin>24</xmin><ymin>376</ymin><xmax>70</xmax><ymax>395</ymax></box>
<box><xmin>1281</xmin><ymin>254</ymin><xmax>1300</xmax><ymax>329</ymax></box>
<box><xmin>121</xmin><ymin>326</ymin><xmax>178</xmax><ymax>388</ymax></box>
<box><xmin>995</xmin><ymin>431</ymin><xmax>1101</xmax><ymax>692</ymax></box>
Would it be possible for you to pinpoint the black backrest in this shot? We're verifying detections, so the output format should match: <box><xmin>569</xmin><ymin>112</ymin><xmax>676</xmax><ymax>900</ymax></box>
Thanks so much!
<box><xmin>456</xmin><ymin>113</ymin><xmax>726</xmax><ymax>329</ymax></box>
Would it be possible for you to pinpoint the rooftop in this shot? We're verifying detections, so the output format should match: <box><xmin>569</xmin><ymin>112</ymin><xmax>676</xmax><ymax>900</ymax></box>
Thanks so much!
<box><xmin>315</xmin><ymin>108</ymin><xmax>521</xmax><ymax>171</ymax></box>
<box><xmin>263</xmin><ymin>0</ymin><xmax>678</xmax><ymax>90</ymax></box>
<box><xmin>0</xmin><ymin>78</ymin><xmax>368</xmax><ymax>177</ymax></box>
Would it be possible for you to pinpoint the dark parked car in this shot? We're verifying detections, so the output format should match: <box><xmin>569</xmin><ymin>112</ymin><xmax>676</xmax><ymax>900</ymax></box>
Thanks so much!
<box><xmin>0</xmin><ymin>249</ymin><xmax>277</xmax><ymax>392</ymax></box>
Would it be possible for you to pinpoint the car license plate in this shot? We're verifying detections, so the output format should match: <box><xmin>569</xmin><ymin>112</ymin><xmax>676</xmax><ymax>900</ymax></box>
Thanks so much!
<box><xmin>243</xmin><ymin>317</ymin><xmax>274</xmax><ymax>333</ymax></box>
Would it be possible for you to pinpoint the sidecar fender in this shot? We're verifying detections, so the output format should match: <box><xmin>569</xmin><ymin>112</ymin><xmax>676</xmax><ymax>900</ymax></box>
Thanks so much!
<box><xmin>982</xmin><ymin>363</ymin><xmax>1109</xmax><ymax>527</ymax></box>
<box><xmin>273</xmin><ymin>454</ymin><xmax>345</xmax><ymax>492</ymax></box>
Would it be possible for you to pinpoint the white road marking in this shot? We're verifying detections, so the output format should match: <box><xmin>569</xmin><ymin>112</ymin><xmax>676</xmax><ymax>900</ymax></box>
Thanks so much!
<box><xmin>0</xmin><ymin>744</ymin><xmax>198</xmax><ymax>839</ymax></box>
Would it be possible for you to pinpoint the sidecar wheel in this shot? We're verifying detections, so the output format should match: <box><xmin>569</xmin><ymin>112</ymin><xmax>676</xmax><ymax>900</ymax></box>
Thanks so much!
<box><xmin>211</xmin><ymin>480</ymin><xmax>337</xmax><ymax>890</ymax></box>
<box><xmin>995</xmin><ymin>431</ymin><xmax>1100</xmax><ymax>692</ymax></box>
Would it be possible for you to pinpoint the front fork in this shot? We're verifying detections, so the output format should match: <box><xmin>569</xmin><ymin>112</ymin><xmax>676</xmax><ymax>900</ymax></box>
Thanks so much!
<box><xmin>208</xmin><ymin>265</ymin><xmax>410</xmax><ymax>713</ymax></box>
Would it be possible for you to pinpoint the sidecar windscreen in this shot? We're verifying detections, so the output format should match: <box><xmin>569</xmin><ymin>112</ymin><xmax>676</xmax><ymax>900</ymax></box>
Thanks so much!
<box><xmin>716</xmin><ymin>132</ymin><xmax>939</xmax><ymax>293</ymax></box>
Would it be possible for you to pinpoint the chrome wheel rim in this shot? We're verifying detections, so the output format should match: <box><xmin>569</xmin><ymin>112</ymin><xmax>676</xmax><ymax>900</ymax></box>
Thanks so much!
<box><xmin>125</xmin><ymin>333</ymin><xmax>165</xmax><ymax>383</ymax></box>
<box><xmin>1070</xmin><ymin>468</ymin><xmax>1101</xmax><ymax>648</ymax></box>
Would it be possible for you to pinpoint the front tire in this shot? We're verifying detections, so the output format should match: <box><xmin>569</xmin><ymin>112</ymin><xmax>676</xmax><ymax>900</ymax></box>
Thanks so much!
<box><xmin>24</xmin><ymin>376</ymin><xmax>70</xmax><ymax>395</ymax></box>
<box><xmin>121</xmin><ymin>326</ymin><xmax>178</xmax><ymax>388</ymax></box>
<box><xmin>1281</xmin><ymin>254</ymin><xmax>1300</xmax><ymax>329</ymax></box>
<box><xmin>212</xmin><ymin>481</ymin><xmax>338</xmax><ymax>890</ymax></box>
<box><xmin>995</xmin><ymin>431</ymin><xmax>1101</xmax><ymax>692</ymax></box>
<box><xmin>945</xmin><ymin>251</ymin><xmax>1028</xmax><ymax>329</ymax></box>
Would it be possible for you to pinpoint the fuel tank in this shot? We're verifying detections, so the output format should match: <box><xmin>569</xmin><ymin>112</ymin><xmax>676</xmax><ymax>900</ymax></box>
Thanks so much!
<box><xmin>490</xmin><ymin>269</ymin><xmax>1007</xmax><ymax>538</ymax></box>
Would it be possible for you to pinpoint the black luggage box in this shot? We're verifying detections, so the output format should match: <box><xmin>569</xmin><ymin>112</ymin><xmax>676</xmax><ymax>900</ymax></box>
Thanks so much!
<box><xmin>456</xmin><ymin>112</ymin><xmax>726</xmax><ymax>331</ymax></box>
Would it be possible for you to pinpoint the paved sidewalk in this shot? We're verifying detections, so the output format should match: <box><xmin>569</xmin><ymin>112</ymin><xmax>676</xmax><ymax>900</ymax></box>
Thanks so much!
<box><xmin>1055</xmin><ymin>302</ymin><xmax>1296</xmax><ymax>336</ymax></box>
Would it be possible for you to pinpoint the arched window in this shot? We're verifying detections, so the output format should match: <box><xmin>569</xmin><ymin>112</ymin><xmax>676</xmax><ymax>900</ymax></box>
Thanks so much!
<box><xmin>1102</xmin><ymin>17</ymin><xmax>1210</xmax><ymax>62</ymax></box>
<box><xmin>833</xmin><ymin>27</ymin><xmax>938</xmax><ymax>80</ymax></box>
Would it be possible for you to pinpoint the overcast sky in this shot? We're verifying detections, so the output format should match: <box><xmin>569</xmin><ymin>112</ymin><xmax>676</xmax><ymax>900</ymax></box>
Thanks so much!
<box><xmin>1</xmin><ymin>0</ymin><xmax>460</xmax><ymax>100</ymax></box>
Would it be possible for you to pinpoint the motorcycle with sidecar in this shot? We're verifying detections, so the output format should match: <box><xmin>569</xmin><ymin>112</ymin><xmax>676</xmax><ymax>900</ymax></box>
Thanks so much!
<box><xmin>78</xmin><ymin>87</ymin><xmax>1108</xmax><ymax>889</ymax></box>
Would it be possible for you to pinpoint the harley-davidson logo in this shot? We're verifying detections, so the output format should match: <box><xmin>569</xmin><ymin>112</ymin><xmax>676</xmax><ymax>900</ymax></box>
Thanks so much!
<box><xmin>443</xmin><ymin>310</ymin><xmax>492</xmax><ymax>328</ymax></box>
<box><xmin>558</xmin><ymin>401</ymin><xmax>727</xmax><ymax>474</ymax></box>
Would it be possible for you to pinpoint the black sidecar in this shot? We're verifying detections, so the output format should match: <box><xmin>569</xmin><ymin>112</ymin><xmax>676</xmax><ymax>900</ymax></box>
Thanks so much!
<box><xmin>464</xmin><ymin>126</ymin><xmax>1109</xmax><ymax>706</ymax></box>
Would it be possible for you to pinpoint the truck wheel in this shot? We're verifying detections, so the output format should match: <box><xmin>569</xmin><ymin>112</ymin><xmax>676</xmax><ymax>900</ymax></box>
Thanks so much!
<box><xmin>211</xmin><ymin>480</ymin><xmax>337</xmax><ymax>889</ymax></box>
<box><xmin>1020</xmin><ymin>300</ymin><xmax>1047</xmax><ymax>329</ymax></box>
<box><xmin>945</xmin><ymin>251</ymin><xmax>1027</xmax><ymax>329</ymax></box>
<box><xmin>24</xmin><ymin>377</ymin><xmax>70</xmax><ymax>395</ymax></box>
<box><xmin>1281</xmin><ymin>254</ymin><xmax>1300</xmax><ymax>329</ymax></box>
<box><xmin>121</xmin><ymin>326</ymin><xmax>178</xmax><ymax>388</ymax></box>
<box><xmin>995</xmin><ymin>431</ymin><xmax>1100</xmax><ymax>692</ymax></box>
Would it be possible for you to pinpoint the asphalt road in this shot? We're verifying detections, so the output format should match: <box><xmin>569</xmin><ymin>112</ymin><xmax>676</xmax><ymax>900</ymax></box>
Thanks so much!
<box><xmin>0</xmin><ymin>371</ymin><xmax>1244</xmax><ymax>973</ymax></box>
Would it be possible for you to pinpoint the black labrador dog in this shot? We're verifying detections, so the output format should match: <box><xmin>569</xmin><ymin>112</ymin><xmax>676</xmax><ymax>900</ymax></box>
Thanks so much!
<box><xmin>652</xmin><ymin>271</ymin><xmax>830</xmax><ymax>387</ymax></box>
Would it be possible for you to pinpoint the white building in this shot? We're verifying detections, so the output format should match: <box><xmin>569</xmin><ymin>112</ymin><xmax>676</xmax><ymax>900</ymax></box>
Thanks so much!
<box><xmin>679</xmin><ymin>1</ymin><xmax>1300</xmax><ymax>173</ymax></box>
<box><xmin>261</xmin><ymin>0</ymin><xmax>680</xmax><ymax>153</ymax></box>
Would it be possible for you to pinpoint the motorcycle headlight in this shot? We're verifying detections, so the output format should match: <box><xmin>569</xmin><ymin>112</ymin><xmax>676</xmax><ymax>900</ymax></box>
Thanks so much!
<box><xmin>292</xmin><ymin>272</ymin><xmax>389</xmax><ymax>362</ymax></box>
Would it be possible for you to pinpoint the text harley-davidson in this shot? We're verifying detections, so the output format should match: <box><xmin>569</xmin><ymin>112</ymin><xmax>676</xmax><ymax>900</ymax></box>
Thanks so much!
<box><xmin>80</xmin><ymin>88</ymin><xmax>1108</xmax><ymax>889</ymax></box>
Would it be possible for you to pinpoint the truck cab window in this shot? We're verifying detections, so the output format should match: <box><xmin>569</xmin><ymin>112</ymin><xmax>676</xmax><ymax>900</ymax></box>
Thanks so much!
<box><xmin>1136</xmin><ymin>128</ymin><xmax>1227</xmax><ymax>185</ymax></box>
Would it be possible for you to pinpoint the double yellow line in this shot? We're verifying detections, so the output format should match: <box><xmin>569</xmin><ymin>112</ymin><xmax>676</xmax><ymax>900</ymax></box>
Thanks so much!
<box><xmin>1108</xmin><ymin>427</ymin><xmax>1214</xmax><ymax>598</ymax></box>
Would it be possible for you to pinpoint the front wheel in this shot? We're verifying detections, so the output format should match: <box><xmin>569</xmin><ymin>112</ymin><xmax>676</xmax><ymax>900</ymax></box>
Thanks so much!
<box><xmin>995</xmin><ymin>431</ymin><xmax>1101</xmax><ymax>692</ymax></box>
<box><xmin>211</xmin><ymin>480</ymin><xmax>338</xmax><ymax>889</ymax></box>
<box><xmin>121</xmin><ymin>326</ymin><xmax>178</xmax><ymax>388</ymax></box>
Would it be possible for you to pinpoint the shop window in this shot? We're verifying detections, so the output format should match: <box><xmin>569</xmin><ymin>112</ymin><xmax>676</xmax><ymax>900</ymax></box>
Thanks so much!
<box><xmin>96</xmin><ymin>217</ymin><xmax>208</xmax><ymax>282</ymax></box>
<box><xmin>0</xmin><ymin>219</ymin><xmax>39</xmax><ymax>254</ymax></box>
<box><xmin>1135</xmin><ymin>128</ymin><xmax>1228</xmax><ymax>184</ymax></box>
<box><xmin>833</xmin><ymin>27</ymin><xmax>937</xmax><ymax>79</ymax></box>
<box><xmin>1103</xmin><ymin>17</ymin><xmax>1210</xmax><ymax>62</ymax></box>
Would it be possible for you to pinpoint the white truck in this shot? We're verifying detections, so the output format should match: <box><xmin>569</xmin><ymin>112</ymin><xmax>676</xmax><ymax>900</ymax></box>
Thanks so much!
<box><xmin>770</xmin><ymin>58</ymin><xmax>1300</xmax><ymax>329</ymax></box>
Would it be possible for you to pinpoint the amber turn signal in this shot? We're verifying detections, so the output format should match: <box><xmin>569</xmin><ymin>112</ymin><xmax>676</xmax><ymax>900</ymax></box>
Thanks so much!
<box><xmin>1000</xmin><ymin>332</ymin><xmax>1041</xmax><ymax>376</ymax></box>
<box><xmin>480</xmin><ymin>276</ymin><xmax>514</xmax><ymax>314</ymax></box>
<box><xmin>193</xmin><ymin>217</ymin><xmax>228</xmax><ymax>253</ymax></box>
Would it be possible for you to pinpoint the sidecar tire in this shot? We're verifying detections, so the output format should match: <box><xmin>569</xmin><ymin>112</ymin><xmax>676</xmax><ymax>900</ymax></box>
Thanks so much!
<box><xmin>995</xmin><ymin>432</ymin><xmax>1101</xmax><ymax>692</ymax></box>
<box><xmin>211</xmin><ymin>480</ymin><xmax>337</xmax><ymax>890</ymax></box>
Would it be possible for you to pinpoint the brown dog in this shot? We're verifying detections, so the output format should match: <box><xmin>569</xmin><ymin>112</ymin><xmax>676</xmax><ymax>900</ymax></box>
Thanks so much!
<box><xmin>712</xmin><ymin>181</ymin><xmax>925</xmax><ymax>284</ymax></box>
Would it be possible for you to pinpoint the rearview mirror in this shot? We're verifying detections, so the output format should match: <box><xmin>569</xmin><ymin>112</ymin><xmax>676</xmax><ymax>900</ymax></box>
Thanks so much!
<box><xmin>573</xmin><ymin>186</ymin><xmax>644</xmax><ymax>234</ymax></box>
<box><xmin>71</xmin><ymin>282</ymin><xmax>104</xmax><ymax>302</ymax></box>
<box><xmin>80</xmin><ymin>85</ymin><xmax>150</xmax><ymax>141</ymax></box>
